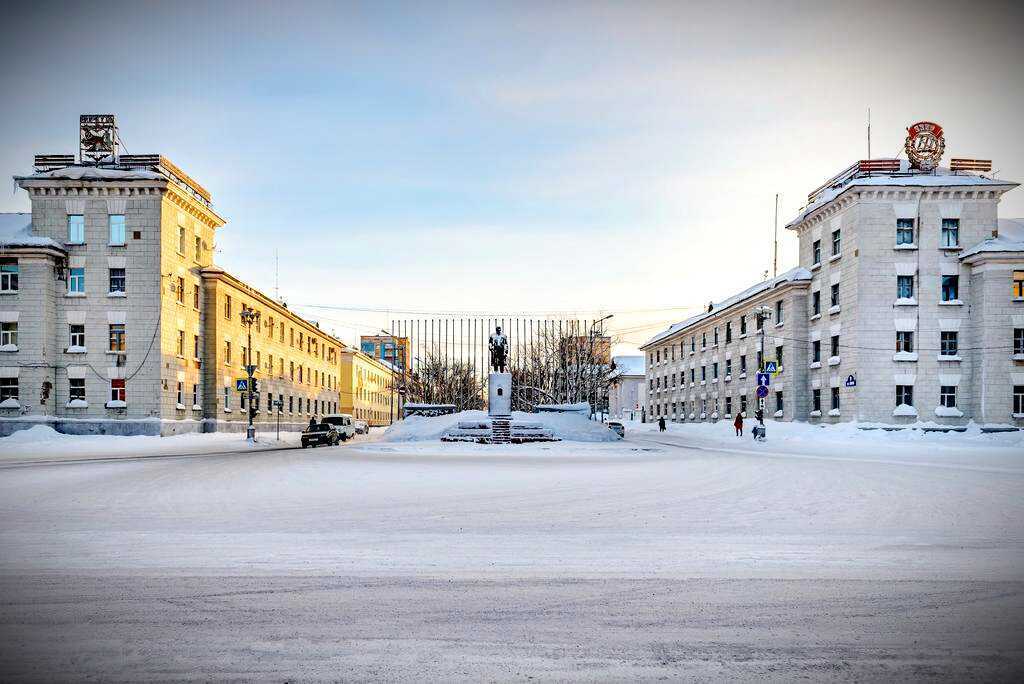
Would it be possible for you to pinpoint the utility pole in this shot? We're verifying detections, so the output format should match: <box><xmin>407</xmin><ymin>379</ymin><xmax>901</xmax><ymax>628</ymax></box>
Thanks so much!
<box><xmin>240</xmin><ymin>306</ymin><xmax>260</xmax><ymax>441</ymax></box>
<box><xmin>381</xmin><ymin>329</ymin><xmax>398</xmax><ymax>425</ymax></box>
<box><xmin>755</xmin><ymin>304</ymin><xmax>772</xmax><ymax>412</ymax></box>
<box><xmin>589</xmin><ymin>314</ymin><xmax>613</xmax><ymax>421</ymax></box>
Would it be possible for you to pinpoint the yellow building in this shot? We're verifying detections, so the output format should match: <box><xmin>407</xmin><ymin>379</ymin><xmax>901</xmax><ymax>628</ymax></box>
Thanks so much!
<box><xmin>202</xmin><ymin>267</ymin><xmax>344</xmax><ymax>430</ymax></box>
<box><xmin>340</xmin><ymin>348</ymin><xmax>399</xmax><ymax>426</ymax></box>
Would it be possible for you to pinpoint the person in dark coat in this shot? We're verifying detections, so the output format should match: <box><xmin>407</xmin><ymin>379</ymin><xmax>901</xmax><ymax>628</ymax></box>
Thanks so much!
<box><xmin>658</xmin><ymin>416</ymin><xmax>666</xmax><ymax>432</ymax></box>
<box><xmin>733</xmin><ymin>412</ymin><xmax>743</xmax><ymax>437</ymax></box>
<box><xmin>754</xmin><ymin>408</ymin><xmax>764</xmax><ymax>425</ymax></box>
<box><xmin>307</xmin><ymin>416</ymin><xmax>317</xmax><ymax>430</ymax></box>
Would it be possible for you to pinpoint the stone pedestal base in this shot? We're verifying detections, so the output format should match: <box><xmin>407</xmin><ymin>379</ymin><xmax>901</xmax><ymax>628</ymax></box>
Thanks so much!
<box><xmin>488</xmin><ymin>372</ymin><xmax>512</xmax><ymax>417</ymax></box>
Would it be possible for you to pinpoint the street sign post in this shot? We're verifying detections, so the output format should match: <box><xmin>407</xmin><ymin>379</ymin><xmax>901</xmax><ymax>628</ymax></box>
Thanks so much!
<box><xmin>235</xmin><ymin>378</ymin><xmax>248</xmax><ymax>392</ymax></box>
<box><xmin>845</xmin><ymin>374</ymin><xmax>857</xmax><ymax>388</ymax></box>
<box><xmin>756</xmin><ymin>372</ymin><xmax>770</xmax><ymax>387</ymax></box>
<box><xmin>756</xmin><ymin>385</ymin><xmax>769</xmax><ymax>399</ymax></box>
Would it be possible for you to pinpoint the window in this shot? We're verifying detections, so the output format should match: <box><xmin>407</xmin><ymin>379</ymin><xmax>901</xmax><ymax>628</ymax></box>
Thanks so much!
<box><xmin>0</xmin><ymin>322</ymin><xmax>16</xmax><ymax>347</ymax></box>
<box><xmin>896</xmin><ymin>384</ymin><xmax>913</xmax><ymax>408</ymax></box>
<box><xmin>701</xmin><ymin>366</ymin><xmax>706</xmax><ymax>381</ymax></box>
<box><xmin>176</xmin><ymin>330</ymin><xmax>185</xmax><ymax>357</ymax></box>
<box><xmin>67</xmin><ymin>215</ymin><xmax>84</xmax><ymax>244</ymax></box>
<box><xmin>0</xmin><ymin>259</ymin><xmax>18</xmax><ymax>292</ymax></box>
<box><xmin>109</xmin><ymin>268</ymin><xmax>126</xmax><ymax>294</ymax></box>
<box><xmin>69</xmin><ymin>324</ymin><xmax>85</xmax><ymax>348</ymax></box>
<box><xmin>701</xmin><ymin>332</ymin><xmax>706</xmax><ymax>349</ymax></box>
<box><xmin>176</xmin><ymin>277</ymin><xmax>185</xmax><ymax>304</ymax></box>
<box><xmin>1014</xmin><ymin>271</ymin><xmax>1024</xmax><ymax>299</ymax></box>
<box><xmin>896</xmin><ymin>218</ymin><xmax>914</xmax><ymax>245</ymax></box>
<box><xmin>775</xmin><ymin>345</ymin><xmax>783</xmax><ymax>368</ymax></box>
<box><xmin>725</xmin><ymin>396</ymin><xmax>732</xmax><ymax>415</ymax></box>
<box><xmin>109</xmin><ymin>214</ymin><xmax>126</xmax><ymax>245</ymax></box>
<box><xmin>689</xmin><ymin>368</ymin><xmax>694</xmax><ymax>382</ymax></box>
<box><xmin>1015</xmin><ymin>386</ymin><xmax>1024</xmax><ymax>415</ymax></box>
<box><xmin>177</xmin><ymin>225</ymin><xmax>186</xmax><ymax>254</ymax></box>
<box><xmin>193</xmin><ymin>383</ymin><xmax>199</xmax><ymax>407</ymax></box>
<box><xmin>194</xmin><ymin>334</ymin><xmax>200</xmax><ymax>359</ymax></box>
<box><xmin>194</xmin><ymin>235</ymin><xmax>202</xmax><ymax>261</ymax></box>
<box><xmin>725</xmin><ymin>322</ymin><xmax>732</xmax><ymax>343</ymax></box>
<box><xmin>812</xmin><ymin>239</ymin><xmax>821</xmax><ymax>265</ymax></box>
<box><xmin>69</xmin><ymin>267</ymin><xmax>85</xmax><ymax>294</ymax></box>
<box><xmin>740</xmin><ymin>394</ymin><xmax>747</xmax><ymax>414</ymax></box>
<box><xmin>193</xmin><ymin>284</ymin><xmax>200</xmax><ymax>309</ymax></box>
<box><xmin>712</xmin><ymin>362</ymin><xmax>718</xmax><ymax>379</ymax></box>
<box><xmin>0</xmin><ymin>377</ymin><xmax>18</xmax><ymax>403</ymax></box>
<box><xmin>288</xmin><ymin>395</ymin><xmax>294</xmax><ymax>413</ymax></box>
<box><xmin>941</xmin><ymin>331</ymin><xmax>958</xmax><ymax>356</ymax></box>
<box><xmin>897</xmin><ymin>275</ymin><xmax>914</xmax><ymax>299</ymax></box>
<box><xmin>690</xmin><ymin>336</ymin><xmax>695</xmax><ymax>352</ymax></box>
<box><xmin>831</xmin><ymin>387</ymin><xmax>840</xmax><ymax>411</ymax></box>
<box><xmin>831</xmin><ymin>229</ymin><xmax>841</xmax><ymax>256</ymax></box>
<box><xmin>812</xmin><ymin>389</ymin><xmax>821</xmax><ymax>412</ymax></box>
<box><xmin>940</xmin><ymin>385</ymin><xmax>957</xmax><ymax>409</ymax></box>
<box><xmin>109</xmin><ymin>323</ymin><xmax>125</xmax><ymax>352</ymax></box>
<box><xmin>240</xmin><ymin>391</ymin><xmax>246</xmax><ymax>410</ymax></box>
<box><xmin>756</xmin><ymin>350</ymin><xmax>763</xmax><ymax>370</ymax></box>
<box><xmin>941</xmin><ymin>218</ymin><xmax>959</xmax><ymax>248</ymax></box>
<box><xmin>69</xmin><ymin>378</ymin><xmax>85</xmax><ymax>402</ymax></box>
<box><xmin>224</xmin><ymin>386</ymin><xmax>231</xmax><ymax>409</ymax></box>
<box><xmin>739</xmin><ymin>315</ymin><xmax>747</xmax><ymax>335</ymax></box>
<box><xmin>775</xmin><ymin>300</ymin><xmax>784</xmax><ymax>324</ymax></box>
<box><xmin>941</xmin><ymin>275</ymin><xmax>959</xmax><ymax>302</ymax></box>
<box><xmin>225</xmin><ymin>340</ymin><xmax>232</xmax><ymax>364</ymax></box>
<box><xmin>775</xmin><ymin>391</ymin><xmax>783</xmax><ymax>413</ymax></box>
<box><xmin>830</xmin><ymin>283</ymin><xmax>840</xmax><ymax>307</ymax></box>
<box><xmin>1014</xmin><ymin>328</ymin><xmax>1024</xmax><ymax>356</ymax></box>
<box><xmin>896</xmin><ymin>331</ymin><xmax>914</xmax><ymax>353</ymax></box>
<box><xmin>225</xmin><ymin>296</ymin><xmax>232</xmax><ymax>320</ymax></box>
<box><xmin>110</xmin><ymin>378</ymin><xmax>126</xmax><ymax>403</ymax></box>
<box><xmin>713</xmin><ymin>327</ymin><xmax>719</xmax><ymax>345</ymax></box>
<box><xmin>812</xmin><ymin>291</ymin><xmax>820</xmax><ymax>315</ymax></box>
<box><xmin>725</xmin><ymin>358</ymin><xmax>732</xmax><ymax>376</ymax></box>
<box><xmin>830</xmin><ymin>335</ymin><xmax>840</xmax><ymax>357</ymax></box>
<box><xmin>656</xmin><ymin>350</ymin><xmax>660</xmax><ymax>363</ymax></box>
<box><xmin>812</xmin><ymin>340</ymin><xmax>821</xmax><ymax>363</ymax></box>
<box><xmin>176</xmin><ymin>381</ymin><xmax>184</xmax><ymax>406</ymax></box>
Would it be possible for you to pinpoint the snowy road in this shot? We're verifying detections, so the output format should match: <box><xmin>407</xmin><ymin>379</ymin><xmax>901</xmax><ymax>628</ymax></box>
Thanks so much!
<box><xmin>1</xmin><ymin>433</ymin><xmax>1022</xmax><ymax>680</ymax></box>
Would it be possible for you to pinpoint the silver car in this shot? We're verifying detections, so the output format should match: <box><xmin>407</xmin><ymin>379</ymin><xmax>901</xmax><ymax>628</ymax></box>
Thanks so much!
<box><xmin>607</xmin><ymin>421</ymin><xmax>625</xmax><ymax>438</ymax></box>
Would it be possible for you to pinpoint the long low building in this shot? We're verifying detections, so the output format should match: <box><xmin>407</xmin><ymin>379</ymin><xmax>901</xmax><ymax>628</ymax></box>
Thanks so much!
<box><xmin>0</xmin><ymin>115</ymin><xmax>395</xmax><ymax>436</ymax></box>
<box><xmin>643</xmin><ymin>122</ymin><xmax>1023</xmax><ymax>428</ymax></box>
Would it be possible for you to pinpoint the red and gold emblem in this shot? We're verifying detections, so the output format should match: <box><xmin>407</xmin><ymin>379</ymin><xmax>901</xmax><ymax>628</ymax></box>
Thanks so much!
<box><xmin>905</xmin><ymin>121</ymin><xmax>945</xmax><ymax>171</ymax></box>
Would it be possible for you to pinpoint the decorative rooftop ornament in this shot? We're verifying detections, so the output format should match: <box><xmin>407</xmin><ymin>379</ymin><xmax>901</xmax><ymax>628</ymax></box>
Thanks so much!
<box><xmin>79</xmin><ymin>114</ymin><xmax>118</xmax><ymax>164</ymax></box>
<box><xmin>905</xmin><ymin>121</ymin><xmax>944</xmax><ymax>171</ymax></box>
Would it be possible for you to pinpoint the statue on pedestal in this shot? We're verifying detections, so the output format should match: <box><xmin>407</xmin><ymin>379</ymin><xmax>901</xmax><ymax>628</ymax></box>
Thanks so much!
<box><xmin>488</xmin><ymin>326</ymin><xmax>508</xmax><ymax>373</ymax></box>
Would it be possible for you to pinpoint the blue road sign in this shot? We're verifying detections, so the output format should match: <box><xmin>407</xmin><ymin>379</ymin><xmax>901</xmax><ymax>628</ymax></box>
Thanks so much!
<box><xmin>845</xmin><ymin>374</ymin><xmax>857</xmax><ymax>388</ymax></box>
<box><xmin>764</xmin><ymin>361</ymin><xmax>778</xmax><ymax>374</ymax></box>
<box><xmin>756</xmin><ymin>372</ymin><xmax>770</xmax><ymax>387</ymax></box>
<box><xmin>235</xmin><ymin>378</ymin><xmax>248</xmax><ymax>392</ymax></box>
<box><xmin>756</xmin><ymin>385</ymin><xmax>769</xmax><ymax>398</ymax></box>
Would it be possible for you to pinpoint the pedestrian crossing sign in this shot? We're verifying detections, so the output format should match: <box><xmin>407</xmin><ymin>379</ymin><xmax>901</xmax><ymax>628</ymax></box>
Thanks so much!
<box><xmin>764</xmin><ymin>361</ymin><xmax>778</xmax><ymax>374</ymax></box>
<box><xmin>236</xmin><ymin>379</ymin><xmax>248</xmax><ymax>392</ymax></box>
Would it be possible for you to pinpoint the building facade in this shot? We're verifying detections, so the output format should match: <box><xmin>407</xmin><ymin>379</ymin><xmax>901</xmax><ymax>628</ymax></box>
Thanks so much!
<box><xmin>360</xmin><ymin>334</ymin><xmax>410</xmax><ymax>373</ymax></box>
<box><xmin>0</xmin><ymin>116</ymin><xmax>347</xmax><ymax>436</ymax></box>
<box><xmin>607</xmin><ymin>355</ymin><xmax>645</xmax><ymax>420</ymax></box>
<box><xmin>339</xmin><ymin>348</ymin><xmax>399</xmax><ymax>426</ymax></box>
<box><xmin>644</xmin><ymin>123</ymin><xmax>1023</xmax><ymax>429</ymax></box>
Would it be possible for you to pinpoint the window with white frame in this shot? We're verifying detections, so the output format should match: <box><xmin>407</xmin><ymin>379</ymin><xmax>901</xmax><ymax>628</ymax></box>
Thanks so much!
<box><xmin>941</xmin><ymin>331</ymin><xmax>958</xmax><ymax>356</ymax></box>
<box><xmin>176</xmin><ymin>381</ymin><xmax>184</xmax><ymax>406</ymax></box>
<box><xmin>176</xmin><ymin>330</ymin><xmax>185</xmax><ymax>357</ymax></box>
<box><xmin>897</xmin><ymin>275</ymin><xmax>914</xmax><ymax>299</ymax></box>
<box><xmin>192</xmin><ymin>383</ymin><xmax>199</xmax><ymax>407</ymax></box>
<box><xmin>0</xmin><ymin>377</ymin><xmax>18</xmax><ymax>403</ymax></box>
<box><xmin>812</xmin><ymin>239</ymin><xmax>821</xmax><ymax>265</ymax></box>
<box><xmin>830</xmin><ymin>283</ymin><xmax>840</xmax><ymax>307</ymax></box>
<box><xmin>109</xmin><ymin>215</ymin><xmax>126</xmax><ymax>245</ymax></box>
<box><xmin>70</xmin><ymin>324</ymin><xmax>85</xmax><ymax>348</ymax></box>
<box><xmin>109</xmin><ymin>323</ymin><xmax>125</xmax><ymax>352</ymax></box>
<box><xmin>831</xmin><ymin>387</ymin><xmax>840</xmax><ymax>411</ymax></box>
<box><xmin>1015</xmin><ymin>386</ymin><xmax>1024</xmax><ymax>415</ymax></box>
<box><xmin>831</xmin><ymin>229</ymin><xmax>841</xmax><ymax>256</ymax></box>
<box><xmin>0</xmin><ymin>321</ymin><xmax>16</xmax><ymax>347</ymax></box>
<box><xmin>896</xmin><ymin>218</ymin><xmax>914</xmax><ymax>245</ymax></box>
<box><xmin>896</xmin><ymin>331</ymin><xmax>914</xmax><ymax>353</ymax></box>
<box><xmin>224</xmin><ymin>386</ymin><xmax>230</xmax><ymax>409</ymax></box>
<box><xmin>0</xmin><ymin>259</ymin><xmax>18</xmax><ymax>292</ymax></box>
<box><xmin>896</xmin><ymin>384</ymin><xmax>913</xmax><ymax>408</ymax></box>
<box><xmin>177</xmin><ymin>225</ymin><xmax>186</xmax><ymax>254</ymax></box>
<box><xmin>176</xmin><ymin>277</ymin><xmax>185</xmax><ymax>304</ymax></box>
<box><xmin>67</xmin><ymin>215</ymin><xmax>84</xmax><ymax>244</ymax></box>
<box><xmin>110</xmin><ymin>378</ymin><xmax>126</xmax><ymax>403</ymax></box>
<box><xmin>941</xmin><ymin>218</ymin><xmax>959</xmax><ymax>248</ymax></box>
<box><xmin>109</xmin><ymin>268</ymin><xmax>126</xmax><ymax>294</ymax></box>
<box><xmin>775</xmin><ymin>300</ymin><xmax>784</xmax><ymax>324</ymax></box>
<box><xmin>812</xmin><ymin>291</ymin><xmax>820</xmax><ymax>315</ymax></box>
<box><xmin>940</xmin><ymin>385</ymin><xmax>957</xmax><ymax>408</ymax></box>
<box><xmin>69</xmin><ymin>378</ymin><xmax>85</xmax><ymax>402</ymax></box>
<box><xmin>812</xmin><ymin>339</ymin><xmax>821</xmax><ymax>362</ymax></box>
<box><xmin>68</xmin><ymin>267</ymin><xmax>85</xmax><ymax>294</ymax></box>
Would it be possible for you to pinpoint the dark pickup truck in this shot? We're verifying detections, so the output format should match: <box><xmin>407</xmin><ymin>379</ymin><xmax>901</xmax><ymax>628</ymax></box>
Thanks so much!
<box><xmin>301</xmin><ymin>423</ymin><xmax>341</xmax><ymax>448</ymax></box>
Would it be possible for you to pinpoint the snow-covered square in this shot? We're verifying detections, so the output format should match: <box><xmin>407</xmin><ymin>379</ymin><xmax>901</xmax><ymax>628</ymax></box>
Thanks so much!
<box><xmin>1</xmin><ymin>420</ymin><xmax>1022</xmax><ymax>680</ymax></box>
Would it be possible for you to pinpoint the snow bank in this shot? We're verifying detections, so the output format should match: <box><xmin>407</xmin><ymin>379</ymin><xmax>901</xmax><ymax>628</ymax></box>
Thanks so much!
<box><xmin>382</xmin><ymin>410</ymin><xmax>620</xmax><ymax>443</ymax></box>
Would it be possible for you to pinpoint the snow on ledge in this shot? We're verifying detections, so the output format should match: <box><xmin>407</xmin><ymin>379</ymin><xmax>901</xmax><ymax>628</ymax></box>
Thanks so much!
<box><xmin>893</xmin><ymin>404</ymin><xmax>918</xmax><ymax>417</ymax></box>
<box><xmin>65</xmin><ymin>399</ymin><xmax>88</xmax><ymax>408</ymax></box>
<box><xmin>934</xmin><ymin>405</ymin><xmax>964</xmax><ymax>418</ymax></box>
<box><xmin>0</xmin><ymin>398</ymin><xmax>20</xmax><ymax>409</ymax></box>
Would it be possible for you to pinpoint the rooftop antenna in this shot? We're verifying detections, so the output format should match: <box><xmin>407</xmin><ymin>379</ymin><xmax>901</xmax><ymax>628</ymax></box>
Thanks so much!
<box><xmin>772</xmin><ymin>193</ymin><xmax>779</xmax><ymax>278</ymax></box>
<box><xmin>274</xmin><ymin>249</ymin><xmax>279</xmax><ymax>301</ymax></box>
<box><xmin>867</xmin><ymin>107</ymin><xmax>871</xmax><ymax>159</ymax></box>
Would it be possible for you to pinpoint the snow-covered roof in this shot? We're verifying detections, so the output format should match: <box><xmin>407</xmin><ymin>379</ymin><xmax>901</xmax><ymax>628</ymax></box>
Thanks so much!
<box><xmin>786</xmin><ymin>168</ymin><xmax>1018</xmax><ymax>230</ymax></box>
<box><xmin>960</xmin><ymin>218</ymin><xmax>1024</xmax><ymax>259</ymax></box>
<box><xmin>0</xmin><ymin>213</ymin><xmax>65</xmax><ymax>250</ymax></box>
<box><xmin>16</xmin><ymin>166</ymin><xmax>163</xmax><ymax>182</ymax></box>
<box><xmin>610</xmin><ymin>355</ymin><xmax>644</xmax><ymax>377</ymax></box>
<box><xmin>641</xmin><ymin>266</ymin><xmax>812</xmax><ymax>349</ymax></box>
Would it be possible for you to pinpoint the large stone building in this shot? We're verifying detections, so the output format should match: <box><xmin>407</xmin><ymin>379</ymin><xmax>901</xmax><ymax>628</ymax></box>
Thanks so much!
<box><xmin>643</xmin><ymin>123</ymin><xmax>1024</xmax><ymax>429</ymax></box>
<box><xmin>0</xmin><ymin>116</ymin><xmax>348</xmax><ymax>435</ymax></box>
<box><xmin>339</xmin><ymin>348</ymin><xmax>400</xmax><ymax>426</ymax></box>
<box><xmin>607</xmin><ymin>355</ymin><xmax>645</xmax><ymax>421</ymax></box>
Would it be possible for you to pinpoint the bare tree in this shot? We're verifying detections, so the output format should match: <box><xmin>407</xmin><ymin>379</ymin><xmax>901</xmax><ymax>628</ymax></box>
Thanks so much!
<box><xmin>407</xmin><ymin>354</ymin><xmax>484</xmax><ymax>411</ymax></box>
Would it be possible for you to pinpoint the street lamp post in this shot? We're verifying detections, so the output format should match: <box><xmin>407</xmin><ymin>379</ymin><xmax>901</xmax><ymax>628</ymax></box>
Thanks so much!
<box><xmin>240</xmin><ymin>306</ymin><xmax>261</xmax><ymax>441</ymax></box>
<box><xmin>755</xmin><ymin>305</ymin><xmax>772</xmax><ymax>415</ymax></box>
<box><xmin>381</xmin><ymin>329</ymin><xmax>404</xmax><ymax>425</ymax></box>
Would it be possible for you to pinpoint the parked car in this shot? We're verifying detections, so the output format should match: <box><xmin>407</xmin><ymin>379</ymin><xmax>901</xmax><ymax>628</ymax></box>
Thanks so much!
<box><xmin>321</xmin><ymin>413</ymin><xmax>356</xmax><ymax>441</ymax></box>
<box><xmin>301</xmin><ymin>422</ymin><xmax>340</xmax><ymax>448</ymax></box>
<box><xmin>354</xmin><ymin>419</ymin><xmax>369</xmax><ymax>435</ymax></box>
<box><xmin>608</xmin><ymin>421</ymin><xmax>625</xmax><ymax>438</ymax></box>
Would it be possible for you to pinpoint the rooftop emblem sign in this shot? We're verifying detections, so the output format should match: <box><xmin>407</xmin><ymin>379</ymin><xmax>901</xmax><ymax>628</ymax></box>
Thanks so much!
<box><xmin>79</xmin><ymin>114</ymin><xmax>118</xmax><ymax>164</ymax></box>
<box><xmin>905</xmin><ymin>121</ymin><xmax>944</xmax><ymax>171</ymax></box>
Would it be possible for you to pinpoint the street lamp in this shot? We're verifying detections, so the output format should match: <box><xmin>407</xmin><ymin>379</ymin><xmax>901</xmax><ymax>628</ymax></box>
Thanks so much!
<box><xmin>381</xmin><ymin>329</ymin><xmax>405</xmax><ymax>425</ymax></box>
<box><xmin>240</xmin><ymin>306</ymin><xmax>260</xmax><ymax>441</ymax></box>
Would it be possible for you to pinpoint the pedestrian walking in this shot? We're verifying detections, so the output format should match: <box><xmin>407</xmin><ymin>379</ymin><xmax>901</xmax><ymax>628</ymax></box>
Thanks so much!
<box><xmin>658</xmin><ymin>416</ymin><xmax>666</xmax><ymax>432</ymax></box>
<box><xmin>733</xmin><ymin>412</ymin><xmax>743</xmax><ymax>437</ymax></box>
<box><xmin>307</xmin><ymin>416</ymin><xmax>317</xmax><ymax>430</ymax></box>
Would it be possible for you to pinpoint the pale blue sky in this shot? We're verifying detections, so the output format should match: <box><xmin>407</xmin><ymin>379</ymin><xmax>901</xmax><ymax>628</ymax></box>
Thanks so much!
<box><xmin>2</xmin><ymin>1</ymin><xmax>1022</xmax><ymax>351</ymax></box>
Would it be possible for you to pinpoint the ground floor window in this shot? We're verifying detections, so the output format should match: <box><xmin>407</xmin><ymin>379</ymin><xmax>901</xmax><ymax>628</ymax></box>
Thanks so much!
<box><xmin>775</xmin><ymin>391</ymin><xmax>783</xmax><ymax>413</ymax></box>
<box><xmin>1014</xmin><ymin>386</ymin><xmax>1024</xmax><ymax>415</ymax></box>
<box><xmin>1015</xmin><ymin>328</ymin><xmax>1024</xmax><ymax>355</ymax></box>
<box><xmin>0</xmin><ymin>377</ymin><xmax>18</xmax><ymax>402</ymax></box>
<box><xmin>812</xmin><ymin>389</ymin><xmax>821</xmax><ymax>412</ymax></box>
<box><xmin>725</xmin><ymin>396</ymin><xmax>732</xmax><ymax>415</ymax></box>
<box><xmin>193</xmin><ymin>384</ymin><xmax>199</xmax><ymax>407</ymax></box>
<box><xmin>224</xmin><ymin>386</ymin><xmax>230</xmax><ymax>409</ymax></box>
<box><xmin>896</xmin><ymin>384</ymin><xmax>913</xmax><ymax>407</ymax></box>
<box><xmin>940</xmin><ymin>385</ymin><xmax>956</xmax><ymax>408</ymax></box>
<box><xmin>176</xmin><ymin>382</ymin><xmax>183</xmax><ymax>406</ymax></box>
<box><xmin>69</xmin><ymin>378</ymin><xmax>85</xmax><ymax>401</ymax></box>
<box><xmin>740</xmin><ymin>394</ymin><xmax>747</xmax><ymax>414</ymax></box>
<box><xmin>831</xmin><ymin>387</ymin><xmax>840</xmax><ymax>412</ymax></box>
<box><xmin>110</xmin><ymin>379</ymin><xmax>126</xmax><ymax>403</ymax></box>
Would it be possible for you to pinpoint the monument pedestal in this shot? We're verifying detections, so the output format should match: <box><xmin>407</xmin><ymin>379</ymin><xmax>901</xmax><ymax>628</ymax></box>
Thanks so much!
<box><xmin>440</xmin><ymin>371</ymin><xmax>558</xmax><ymax>444</ymax></box>
<box><xmin>488</xmin><ymin>372</ymin><xmax>512</xmax><ymax>417</ymax></box>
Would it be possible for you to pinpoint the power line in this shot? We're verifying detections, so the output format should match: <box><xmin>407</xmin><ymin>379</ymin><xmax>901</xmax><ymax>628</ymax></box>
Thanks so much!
<box><xmin>293</xmin><ymin>303</ymin><xmax>693</xmax><ymax>317</ymax></box>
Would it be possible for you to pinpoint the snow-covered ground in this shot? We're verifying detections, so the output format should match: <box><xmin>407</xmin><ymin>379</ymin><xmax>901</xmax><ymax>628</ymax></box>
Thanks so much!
<box><xmin>0</xmin><ymin>424</ymin><xmax>1021</xmax><ymax>679</ymax></box>
<box><xmin>381</xmin><ymin>408</ymin><xmax>620</xmax><ymax>442</ymax></box>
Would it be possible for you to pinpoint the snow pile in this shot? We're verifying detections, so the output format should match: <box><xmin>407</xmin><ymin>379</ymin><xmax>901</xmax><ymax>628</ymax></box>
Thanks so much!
<box><xmin>0</xmin><ymin>213</ymin><xmax>64</xmax><ymax>249</ymax></box>
<box><xmin>382</xmin><ymin>410</ymin><xmax>620</xmax><ymax>443</ymax></box>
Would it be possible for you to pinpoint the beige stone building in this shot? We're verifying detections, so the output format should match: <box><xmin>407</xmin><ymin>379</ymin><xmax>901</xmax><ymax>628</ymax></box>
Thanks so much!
<box><xmin>339</xmin><ymin>348</ymin><xmax>399</xmax><ymax>426</ymax></box>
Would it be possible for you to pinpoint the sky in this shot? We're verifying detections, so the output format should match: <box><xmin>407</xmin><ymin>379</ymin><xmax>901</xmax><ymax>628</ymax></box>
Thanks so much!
<box><xmin>2</xmin><ymin>0</ymin><xmax>1022</xmax><ymax>353</ymax></box>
